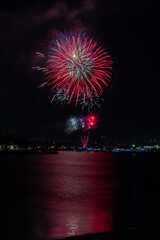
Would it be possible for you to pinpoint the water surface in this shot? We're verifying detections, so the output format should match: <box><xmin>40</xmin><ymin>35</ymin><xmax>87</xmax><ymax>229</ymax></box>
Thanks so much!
<box><xmin>1</xmin><ymin>151</ymin><xmax>160</xmax><ymax>239</ymax></box>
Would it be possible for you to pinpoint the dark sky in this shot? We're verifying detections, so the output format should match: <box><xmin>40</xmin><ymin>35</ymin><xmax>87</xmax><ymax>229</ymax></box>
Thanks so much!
<box><xmin>0</xmin><ymin>0</ymin><xmax>159</xmax><ymax>144</ymax></box>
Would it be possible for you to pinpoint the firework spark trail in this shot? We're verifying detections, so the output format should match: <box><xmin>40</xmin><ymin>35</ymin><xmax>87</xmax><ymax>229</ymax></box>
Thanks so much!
<box><xmin>81</xmin><ymin>133</ymin><xmax>89</xmax><ymax>148</ymax></box>
<box><xmin>79</xmin><ymin>92</ymin><xmax>103</xmax><ymax>111</ymax></box>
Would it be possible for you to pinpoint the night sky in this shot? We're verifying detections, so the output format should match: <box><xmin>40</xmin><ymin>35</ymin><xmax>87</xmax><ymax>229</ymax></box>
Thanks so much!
<box><xmin>0</xmin><ymin>0</ymin><xmax>158</xmax><ymax>144</ymax></box>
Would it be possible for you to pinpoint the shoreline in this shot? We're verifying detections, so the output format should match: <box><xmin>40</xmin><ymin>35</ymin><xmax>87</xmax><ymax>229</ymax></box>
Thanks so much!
<box><xmin>20</xmin><ymin>230</ymin><xmax>160</xmax><ymax>240</ymax></box>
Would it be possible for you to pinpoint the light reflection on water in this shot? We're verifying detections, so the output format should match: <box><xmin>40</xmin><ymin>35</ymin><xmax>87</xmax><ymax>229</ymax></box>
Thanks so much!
<box><xmin>28</xmin><ymin>152</ymin><xmax>117</xmax><ymax>238</ymax></box>
<box><xmin>3</xmin><ymin>151</ymin><xmax>160</xmax><ymax>239</ymax></box>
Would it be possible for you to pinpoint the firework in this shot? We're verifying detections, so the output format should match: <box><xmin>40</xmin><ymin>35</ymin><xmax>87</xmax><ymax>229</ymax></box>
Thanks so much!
<box><xmin>79</xmin><ymin>117</ymin><xmax>86</xmax><ymax>130</ymax></box>
<box><xmin>42</xmin><ymin>31</ymin><xmax>112</xmax><ymax>106</ymax></box>
<box><xmin>50</xmin><ymin>89</ymin><xmax>71</xmax><ymax>105</ymax></box>
<box><xmin>79</xmin><ymin>91</ymin><xmax>103</xmax><ymax>111</ymax></box>
<box><xmin>66</xmin><ymin>113</ymin><xmax>97</xmax><ymax>133</ymax></box>
<box><xmin>85</xmin><ymin>113</ymin><xmax>98</xmax><ymax>129</ymax></box>
<box><xmin>66</xmin><ymin>116</ymin><xmax>80</xmax><ymax>132</ymax></box>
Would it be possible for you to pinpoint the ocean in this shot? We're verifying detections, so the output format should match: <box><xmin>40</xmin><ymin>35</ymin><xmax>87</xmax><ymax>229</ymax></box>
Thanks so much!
<box><xmin>1</xmin><ymin>151</ymin><xmax>160</xmax><ymax>239</ymax></box>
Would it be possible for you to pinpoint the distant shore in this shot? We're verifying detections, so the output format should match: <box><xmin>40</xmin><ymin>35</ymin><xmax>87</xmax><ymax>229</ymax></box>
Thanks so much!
<box><xmin>1</xmin><ymin>149</ymin><xmax>160</xmax><ymax>154</ymax></box>
<box><xmin>0</xmin><ymin>150</ymin><xmax>59</xmax><ymax>154</ymax></box>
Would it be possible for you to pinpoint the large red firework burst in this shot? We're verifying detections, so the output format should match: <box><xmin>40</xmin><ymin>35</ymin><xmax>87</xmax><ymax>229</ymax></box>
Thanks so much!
<box><xmin>44</xmin><ymin>31</ymin><xmax>112</xmax><ymax>106</ymax></box>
